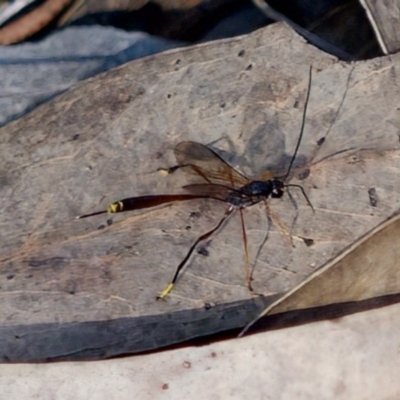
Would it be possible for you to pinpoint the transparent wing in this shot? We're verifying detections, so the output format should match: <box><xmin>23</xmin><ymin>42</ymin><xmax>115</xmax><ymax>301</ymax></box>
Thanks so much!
<box><xmin>182</xmin><ymin>183</ymin><xmax>244</xmax><ymax>202</ymax></box>
<box><xmin>174</xmin><ymin>141</ymin><xmax>250</xmax><ymax>188</ymax></box>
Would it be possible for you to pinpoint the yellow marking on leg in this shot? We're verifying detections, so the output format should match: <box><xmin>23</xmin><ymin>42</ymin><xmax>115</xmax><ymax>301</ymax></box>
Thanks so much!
<box><xmin>158</xmin><ymin>168</ymin><xmax>170</xmax><ymax>177</ymax></box>
<box><xmin>157</xmin><ymin>283</ymin><xmax>174</xmax><ymax>300</ymax></box>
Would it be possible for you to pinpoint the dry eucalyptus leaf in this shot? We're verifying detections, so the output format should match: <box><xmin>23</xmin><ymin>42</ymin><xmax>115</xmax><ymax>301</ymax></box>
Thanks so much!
<box><xmin>0</xmin><ymin>0</ymin><xmax>74</xmax><ymax>45</ymax></box>
<box><xmin>241</xmin><ymin>211</ymin><xmax>400</xmax><ymax>335</ymax></box>
<box><xmin>0</xmin><ymin>23</ymin><xmax>399</xmax><ymax>361</ymax></box>
<box><xmin>359</xmin><ymin>0</ymin><xmax>400</xmax><ymax>54</ymax></box>
<box><xmin>253</xmin><ymin>0</ymin><xmax>381</xmax><ymax>60</ymax></box>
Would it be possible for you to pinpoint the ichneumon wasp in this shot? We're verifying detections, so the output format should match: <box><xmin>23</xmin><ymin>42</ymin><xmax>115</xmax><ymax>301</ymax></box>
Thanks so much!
<box><xmin>78</xmin><ymin>67</ymin><xmax>314</xmax><ymax>299</ymax></box>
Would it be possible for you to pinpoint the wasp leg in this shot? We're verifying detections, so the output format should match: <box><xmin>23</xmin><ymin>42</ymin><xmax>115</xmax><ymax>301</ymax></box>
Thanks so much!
<box><xmin>157</xmin><ymin>205</ymin><xmax>235</xmax><ymax>300</ymax></box>
<box><xmin>239</xmin><ymin>208</ymin><xmax>253</xmax><ymax>292</ymax></box>
<box><xmin>264</xmin><ymin>201</ymin><xmax>294</xmax><ymax>247</ymax></box>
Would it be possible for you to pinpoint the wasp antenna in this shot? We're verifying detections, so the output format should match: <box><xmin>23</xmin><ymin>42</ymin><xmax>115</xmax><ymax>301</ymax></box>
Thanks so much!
<box><xmin>284</xmin><ymin>66</ymin><xmax>313</xmax><ymax>181</ymax></box>
<box><xmin>286</xmin><ymin>184</ymin><xmax>314</xmax><ymax>213</ymax></box>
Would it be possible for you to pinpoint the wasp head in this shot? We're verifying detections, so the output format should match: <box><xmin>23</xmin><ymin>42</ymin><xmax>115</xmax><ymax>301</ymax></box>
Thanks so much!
<box><xmin>271</xmin><ymin>179</ymin><xmax>284</xmax><ymax>198</ymax></box>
